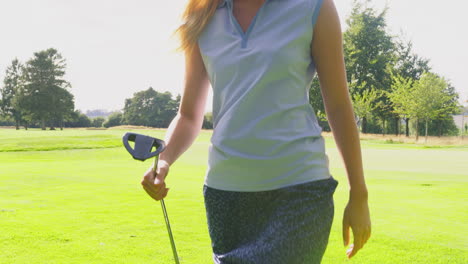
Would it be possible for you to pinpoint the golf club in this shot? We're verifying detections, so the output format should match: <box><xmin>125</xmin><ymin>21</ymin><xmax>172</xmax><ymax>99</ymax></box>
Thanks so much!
<box><xmin>122</xmin><ymin>132</ymin><xmax>180</xmax><ymax>264</ymax></box>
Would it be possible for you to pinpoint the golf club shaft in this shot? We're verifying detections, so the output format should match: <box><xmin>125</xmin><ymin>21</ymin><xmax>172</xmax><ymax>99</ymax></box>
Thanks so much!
<box><xmin>153</xmin><ymin>156</ymin><xmax>180</xmax><ymax>264</ymax></box>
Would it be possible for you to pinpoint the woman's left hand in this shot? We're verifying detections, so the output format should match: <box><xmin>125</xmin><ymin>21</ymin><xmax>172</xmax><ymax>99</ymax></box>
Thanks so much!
<box><xmin>342</xmin><ymin>194</ymin><xmax>371</xmax><ymax>259</ymax></box>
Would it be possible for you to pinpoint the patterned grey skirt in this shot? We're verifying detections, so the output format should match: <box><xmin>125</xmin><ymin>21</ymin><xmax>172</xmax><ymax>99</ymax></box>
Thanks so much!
<box><xmin>203</xmin><ymin>176</ymin><xmax>339</xmax><ymax>264</ymax></box>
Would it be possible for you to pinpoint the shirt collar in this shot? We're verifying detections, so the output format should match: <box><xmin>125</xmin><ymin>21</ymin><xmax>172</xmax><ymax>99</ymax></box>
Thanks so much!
<box><xmin>218</xmin><ymin>0</ymin><xmax>274</xmax><ymax>9</ymax></box>
<box><xmin>217</xmin><ymin>0</ymin><xmax>231</xmax><ymax>9</ymax></box>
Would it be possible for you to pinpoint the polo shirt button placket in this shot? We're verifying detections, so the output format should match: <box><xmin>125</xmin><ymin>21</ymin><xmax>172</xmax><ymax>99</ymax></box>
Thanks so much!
<box><xmin>227</xmin><ymin>0</ymin><xmax>269</xmax><ymax>49</ymax></box>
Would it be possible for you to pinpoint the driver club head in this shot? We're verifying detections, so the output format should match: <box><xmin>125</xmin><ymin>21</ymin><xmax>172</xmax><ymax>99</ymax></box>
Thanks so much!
<box><xmin>122</xmin><ymin>132</ymin><xmax>166</xmax><ymax>161</ymax></box>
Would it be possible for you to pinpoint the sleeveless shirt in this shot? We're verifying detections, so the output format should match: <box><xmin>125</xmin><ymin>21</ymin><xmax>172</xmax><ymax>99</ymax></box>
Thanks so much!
<box><xmin>198</xmin><ymin>0</ymin><xmax>331</xmax><ymax>191</ymax></box>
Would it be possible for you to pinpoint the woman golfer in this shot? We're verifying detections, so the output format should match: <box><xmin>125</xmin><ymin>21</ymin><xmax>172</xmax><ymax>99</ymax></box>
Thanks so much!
<box><xmin>141</xmin><ymin>0</ymin><xmax>371</xmax><ymax>262</ymax></box>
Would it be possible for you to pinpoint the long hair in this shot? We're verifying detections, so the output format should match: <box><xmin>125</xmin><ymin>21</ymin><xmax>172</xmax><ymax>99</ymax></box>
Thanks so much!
<box><xmin>176</xmin><ymin>0</ymin><xmax>220</xmax><ymax>52</ymax></box>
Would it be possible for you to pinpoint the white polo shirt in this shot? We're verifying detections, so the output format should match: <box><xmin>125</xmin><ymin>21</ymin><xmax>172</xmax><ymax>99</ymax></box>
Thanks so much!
<box><xmin>198</xmin><ymin>0</ymin><xmax>331</xmax><ymax>191</ymax></box>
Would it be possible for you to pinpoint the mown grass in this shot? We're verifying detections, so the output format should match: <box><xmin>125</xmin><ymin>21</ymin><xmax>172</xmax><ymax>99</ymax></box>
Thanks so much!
<box><xmin>0</xmin><ymin>129</ymin><xmax>125</xmax><ymax>152</ymax></box>
<box><xmin>0</xmin><ymin>128</ymin><xmax>467</xmax><ymax>263</ymax></box>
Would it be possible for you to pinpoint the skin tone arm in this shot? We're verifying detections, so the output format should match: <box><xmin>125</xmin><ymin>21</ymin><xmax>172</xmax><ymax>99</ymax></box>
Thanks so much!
<box><xmin>311</xmin><ymin>0</ymin><xmax>371</xmax><ymax>259</ymax></box>
<box><xmin>141</xmin><ymin>44</ymin><xmax>210</xmax><ymax>201</ymax></box>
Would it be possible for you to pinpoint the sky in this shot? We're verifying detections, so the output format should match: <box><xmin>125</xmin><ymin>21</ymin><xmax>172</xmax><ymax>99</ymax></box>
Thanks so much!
<box><xmin>0</xmin><ymin>0</ymin><xmax>466</xmax><ymax>113</ymax></box>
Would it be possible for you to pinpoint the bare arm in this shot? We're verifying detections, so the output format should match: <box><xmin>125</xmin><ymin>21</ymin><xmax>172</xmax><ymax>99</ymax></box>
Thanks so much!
<box><xmin>311</xmin><ymin>0</ymin><xmax>371</xmax><ymax>259</ymax></box>
<box><xmin>141</xmin><ymin>44</ymin><xmax>210</xmax><ymax>201</ymax></box>
<box><xmin>159</xmin><ymin>45</ymin><xmax>210</xmax><ymax>166</ymax></box>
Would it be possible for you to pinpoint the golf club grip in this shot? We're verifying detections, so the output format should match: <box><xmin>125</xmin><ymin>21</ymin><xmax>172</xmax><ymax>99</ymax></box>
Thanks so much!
<box><xmin>153</xmin><ymin>155</ymin><xmax>159</xmax><ymax>173</ymax></box>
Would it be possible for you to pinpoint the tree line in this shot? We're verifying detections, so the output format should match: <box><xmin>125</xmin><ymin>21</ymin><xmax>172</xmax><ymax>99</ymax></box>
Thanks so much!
<box><xmin>101</xmin><ymin>87</ymin><xmax>213</xmax><ymax>129</ymax></box>
<box><xmin>0</xmin><ymin>49</ymin><xmax>194</xmax><ymax>130</ymax></box>
<box><xmin>309</xmin><ymin>1</ymin><xmax>461</xmax><ymax>141</ymax></box>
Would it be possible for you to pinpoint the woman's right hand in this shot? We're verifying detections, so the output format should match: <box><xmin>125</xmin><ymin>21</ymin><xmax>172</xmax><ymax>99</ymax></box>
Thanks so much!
<box><xmin>141</xmin><ymin>160</ymin><xmax>170</xmax><ymax>201</ymax></box>
<box><xmin>342</xmin><ymin>193</ymin><xmax>371</xmax><ymax>259</ymax></box>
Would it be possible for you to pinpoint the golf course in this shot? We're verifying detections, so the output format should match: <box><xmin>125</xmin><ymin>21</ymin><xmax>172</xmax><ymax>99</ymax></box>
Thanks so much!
<box><xmin>0</xmin><ymin>128</ymin><xmax>467</xmax><ymax>264</ymax></box>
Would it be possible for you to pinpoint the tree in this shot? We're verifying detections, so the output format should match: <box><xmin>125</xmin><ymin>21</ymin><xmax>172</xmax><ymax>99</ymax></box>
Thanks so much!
<box><xmin>17</xmin><ymin>48</ymin><xmax>73</xmax><ymax>130</ymax></box>
<box><xmin>344</xmin><ymin>0</ymin><xmax>395</xmax><ymax>133</ymax></box>
<box><xmin>1</xmin><ymin>58</ymin><xmax>24</xmax><ymax>129</ymax></box>
<box><xmin>0</xmin><ymin>115</ymin><xmax>15</xmax><ymax>126</ymax></box>
<box><xmin>390</xmin><ymin>72</ymin><xmax>460</xmax><ymax>142</ymax></box>
<box><xmin>391</xmin><ymin>39</ymin><xmax>431</xmax><ymax>136</ymax></box>
<box><xmin>393</xmin><ymin>40</ymin><xmax>430</xmax><ymax>82</ymax></box>
<box><xmin>64</xmin><ymin>110</ymin><xmax>92</xmax><ymax>128</ymax></box>
<box><xmin>352</xmin><ymin>87</ymin><xmax>380</xmax><ymax>133</ymax></box>
<box><xmin>123</xmin><ymin>87</ymin><xmax>179</xmax><ymax>128</ymax></box>
<box><xmin>389</xmin><ymin>73</ymin><xmax>460</xmax><ymax>140</ymax></box>
<box><xmin>387</xmin><ymin>74</ymin><xmax>414</xmax><ymax>136</ymax></box>
<box><xmin>103</xmin><ymin>112</ymin><xmax>123</xmax><ymax>128</ymax></box>
<box><xmin>91</xmin><ymin>117</ymin><xmax>105</xmax><ymax>128</ymax></box>
<box><xmin>203</xmin><ymin>112</ymin><xmax>213</xmax><ymax>129</ymax></box>
<box><xmin>413</xmin><ymin>74</ymin><xmax>460</xmax><ymax>142</ymax></box>
<box><xmin>431</xmin><ymin>83</ymin><xmax>461</xmax><ymax>136</ymax></box>
<box><xmin>308</xmin><ymin>77</ymin><xmax>330</xmax><ymax>131</ymax></box>
<box><xmin>49</xmin><ymin>85</ymin><xmax>75</xmax><ymax>130</ymax></box>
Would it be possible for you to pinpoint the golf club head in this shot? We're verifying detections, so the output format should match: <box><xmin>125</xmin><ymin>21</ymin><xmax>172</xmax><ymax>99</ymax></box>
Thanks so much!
<box><xmin>122</xmin><ymin>132</ymin><xmax>166</xmax><ymax>161</ymax></box>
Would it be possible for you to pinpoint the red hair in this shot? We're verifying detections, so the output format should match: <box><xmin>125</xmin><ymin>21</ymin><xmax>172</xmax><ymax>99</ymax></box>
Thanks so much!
<box><xmin>176</xmin><ymin>0</ymin><xmax>220</xmax><ymax>52</ymax></box>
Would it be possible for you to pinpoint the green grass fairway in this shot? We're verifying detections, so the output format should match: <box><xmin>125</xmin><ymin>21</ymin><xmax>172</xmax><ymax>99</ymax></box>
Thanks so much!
<box><xmin>0</xmin><ymin>128</ymin><xmax>467</xmax><ymax>263</ymax></box>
